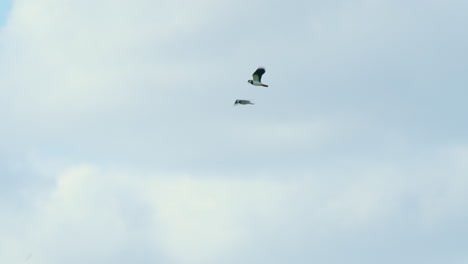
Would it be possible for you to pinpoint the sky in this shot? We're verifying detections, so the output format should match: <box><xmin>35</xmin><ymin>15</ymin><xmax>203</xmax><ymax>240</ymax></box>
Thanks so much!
<box><xmin>1</xmin><ymin>0</ymin><xmax>468</xmax><ymax>263</ymax></box>
<box><xmin>0</xmin><ymin>0</ymin><xmax>11</xmax><ymax>26</ymax></box>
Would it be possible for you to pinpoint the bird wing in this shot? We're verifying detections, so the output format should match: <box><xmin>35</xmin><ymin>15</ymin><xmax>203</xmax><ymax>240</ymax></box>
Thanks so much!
<box><xmin>252</xmin><ymin>68</ymin><xmax>266</xmax><ymax>82</ymax></box>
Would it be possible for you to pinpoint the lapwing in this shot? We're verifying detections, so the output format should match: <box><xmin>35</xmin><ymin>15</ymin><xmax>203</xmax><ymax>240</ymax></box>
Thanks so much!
<box><xmin>234</xmin><ymin>99</ymin><xmax>254</xmax><ymax>106</ymax></box>
<box><xmin>248</xmin><ymin>67</ymin><xmax>268</xmax><ymax>87</ymax></box>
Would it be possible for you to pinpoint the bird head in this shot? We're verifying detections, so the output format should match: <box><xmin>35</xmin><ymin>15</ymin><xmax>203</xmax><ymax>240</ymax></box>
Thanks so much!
<box><xmin>247</xmin><ymin>80</ymin><xmax>253</xmax><ymax>84</ymax></box>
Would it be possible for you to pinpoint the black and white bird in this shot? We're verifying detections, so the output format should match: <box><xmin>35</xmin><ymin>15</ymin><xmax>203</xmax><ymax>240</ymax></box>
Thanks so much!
<box><xmin>248</xmin><ymin>67</ymin><xmax>268</xmax><ymax>87</ymax></box>
<box><xmin>234</xmin><ymin>99</ymin><xmax>254</xmax><ymax>106</ymax></box>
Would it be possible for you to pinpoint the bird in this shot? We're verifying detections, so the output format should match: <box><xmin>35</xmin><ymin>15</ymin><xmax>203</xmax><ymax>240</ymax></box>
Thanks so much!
<box><xmin>234</xmin><ymin>99</ymin><xmax>254</xmax><ymax>106</ymax></box>
<box><xmin>248</xmin><ymin>67</ymin><xmax>268</xmax><ymax>87</ymax></box>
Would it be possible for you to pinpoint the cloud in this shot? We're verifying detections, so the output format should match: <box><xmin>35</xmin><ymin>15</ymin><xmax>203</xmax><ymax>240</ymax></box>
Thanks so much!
<box><xmin>2</xmin><ymin>144</ymin><xmax>468</xmax><ymax>264</ymax></box>
<box><xmin>0</xmin><ymin>164</ymin><xmax>290</xmax><ymax>264</ymax></box>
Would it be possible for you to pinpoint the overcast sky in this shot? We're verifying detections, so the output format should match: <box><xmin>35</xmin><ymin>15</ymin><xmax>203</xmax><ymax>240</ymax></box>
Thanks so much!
<box><xmin>1</xmin><ymin>0</ymin><xmax>468</xmax><ymax>263</ymax></box>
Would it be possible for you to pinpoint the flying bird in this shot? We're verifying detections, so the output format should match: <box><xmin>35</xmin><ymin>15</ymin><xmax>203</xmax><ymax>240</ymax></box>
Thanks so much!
<box><xmin>248</xmin><ymin>67</ymin><xmax>268</xmax><ymax>87</ymax></box>
<box><xmin>234</xmin><ymin>99</ymin><xmax>254</xmax><ymax>106</ymax></box>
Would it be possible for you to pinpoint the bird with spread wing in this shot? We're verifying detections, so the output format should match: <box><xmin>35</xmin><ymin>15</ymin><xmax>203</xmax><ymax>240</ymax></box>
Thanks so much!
<box><xmin>247</xmin><ymin>67</ymin><xmax>268</xmax><ymax>87</ymax></box>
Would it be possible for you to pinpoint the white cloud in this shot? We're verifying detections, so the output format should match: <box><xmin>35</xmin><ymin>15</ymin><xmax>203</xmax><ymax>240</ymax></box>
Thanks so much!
<box><xmin>0</xmin><ymin>164</ymin><xmax>289</xmax><ymax>263</ymax></box>
<box><xmin>2</xmin><ymin>147</ymin><xmax>468</xmax><ymax>264</ymax></box>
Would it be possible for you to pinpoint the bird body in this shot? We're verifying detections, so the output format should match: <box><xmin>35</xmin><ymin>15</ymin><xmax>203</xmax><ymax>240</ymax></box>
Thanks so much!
<box><xmin>234</xmin><ymin>99</ymin><xmax>254</xmax><ymax>105</ymax></box>
<box><xmin>248</xmin><ymin>68</ymin><xmax>268</xmax><ymax>87</ymax></box>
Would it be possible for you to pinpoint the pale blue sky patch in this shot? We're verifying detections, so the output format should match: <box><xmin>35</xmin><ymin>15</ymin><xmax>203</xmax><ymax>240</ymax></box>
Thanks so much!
<box><xmin>0</xmin><ymin>0</ymin><xmax>12</xmax><ymax>27</ymax></box>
